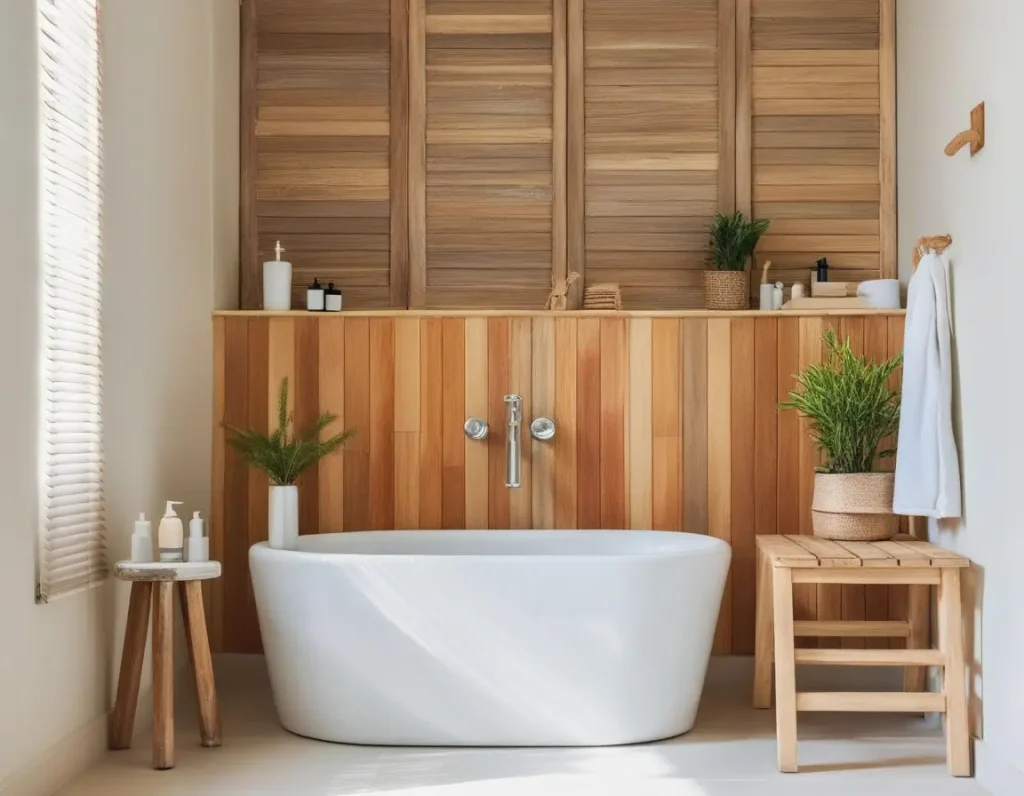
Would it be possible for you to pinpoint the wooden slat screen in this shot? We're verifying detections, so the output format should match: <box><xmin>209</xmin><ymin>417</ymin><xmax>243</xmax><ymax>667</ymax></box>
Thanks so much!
<box><xmin>744</xmin><ymin>0</ymin><xmax>895</xmax><ymax>293</ymax></box>
<box><xmin>247</xmin><ymin>0</ymin><xmax>407</xmax><ymax>308</ymax></box>
<box><xmin>240</xmin><ymin>0</ymin><xmax>896</xmax><ymax>309</ymax></box>
<box><xmin>411</xmin><ymin>0</ymin><xmax>562</xmax><ymax>308</ymax></box>
<box><xmin>580</xmin><ymin>0</ymin><xmax>727</xmax><ymax>309</ymax></box>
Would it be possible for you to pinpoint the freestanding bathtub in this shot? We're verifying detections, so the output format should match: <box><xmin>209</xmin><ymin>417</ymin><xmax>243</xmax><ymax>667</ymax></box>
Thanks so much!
<box><xmin>250</xmin><ymin>530</ymin><xmax>730</xmax><ymax>747</ymax></box>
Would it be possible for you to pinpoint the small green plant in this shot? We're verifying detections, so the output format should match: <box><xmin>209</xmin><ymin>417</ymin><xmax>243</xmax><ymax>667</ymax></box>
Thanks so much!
<box><xmin>706</xmin><ymin>211</ymin><xmax>771</xmax><ymax>271</ymax></box>
<box><xmin>781</xmin><ymin>329</ymin><xmax>903</xmax><ymax>474</ymax></box>
<box><xmin>225</xmin><ymin>377</ymin><xmax>352</xmax><ymax>485</ymax></box>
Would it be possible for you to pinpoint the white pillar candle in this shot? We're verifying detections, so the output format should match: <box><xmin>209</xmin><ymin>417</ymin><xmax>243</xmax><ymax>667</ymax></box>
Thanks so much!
<box><xmin>263</xmin><ymin>240</ymin><xmax>293</xmax><ymax>311</ymax></box>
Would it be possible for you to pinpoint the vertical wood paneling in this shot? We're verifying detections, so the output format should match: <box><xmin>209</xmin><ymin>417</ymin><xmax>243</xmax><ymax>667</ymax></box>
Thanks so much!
<box><xmin>390</xmin><ymin>0</ymin><xmax>410</xmax><ymax>305</ymax></box>
<box><xmin>719</xmin><ymin>0</ymin><xmax>737</xmax><ymax>214</ymax></box>
<box><xmin>887</xmin><ymin>314</ymin><xmax>908</xmax><ymax>645</ymax></box>
<box><xmin>441</xmin><ymin>318</ymin><xmax>466</xmax><ymax>529</ymax></box>
<box><xmin>839</xmin><ymin>316</ymin><xmax>866</xmax><ymax>648</ymax></box>
<box><xmin>464</xmin><ymin>318</ymin><xmax>489</xmax><ymax>529</ymax></box>
<box><xmin>210</xmin><ymin>319</ymin><xmax>226</xmax><ymax>649</ymax></box>
<box><xmin>319</xmin><ymin>318</ymin><xmax>346</xmax><ymax>532</ymax></box>
<box><xmin>576</xmin><ymin>319</ymin><xmax>601</xmax><ymax>528</ymax></box>
<box><xmin>487</xmin><ymin>318</ymin><xmax>511</xmax><ymax>528</ymax></box>
<box><xmin>552</xmin><ymin>0</ymin><xmax>568</xmax><ymax>293</ymax></box>
<box><xmin>532</xmin><ymin>318</ymin><xmax>556</xmax><ymax>530</ymax></box>
<box><xmin>294</xmin><ymin>318</ymin><xmax>320</xmax><ymax>534</ymax></box>
<box><xmin>222</xmin><ymin>318</ymin><xmax>249</xmax><ymax>653</ymax></box>
<box><xmin>566</xmin><ymin>0</ymin><xmax>585</xmax><ymax>309</ymax></box>
<box><xmin>419</xmin><ymin>318</ymin><xmax>443</xmax><ymax>528</ymax></box>
<box><xmin>628</xmin><ymin>318</ymin><xmax>653</xmax><ymax>530</ymax></box>
<box><xmin>600</xmin><ymin>318</ymin><xmax>627</xmax><ymax>529</ymax></box>
<box><xmin>798</xmin><ymin>317</ymin><xmax>824</xmax><ymax>646</ymax></box>
<box><xmin>394</xmin><ymin>317</ymin><xmax>420</xmax><ymax>529</ymax></box>
<box><xmin>879</xmin><ymin>0</ymin><xmax>896</xmax><ymax>278</ymax></box>
<box><xmin>863</xmin><ymin>315</ymin><xmax>889</xmax><ymax>647</ymax></box>
<box><xmin>554</xmin><ymin>318</ymin><xmax>578</xmax><ymax>528</ymax></box>
<box><xmin>736</xmin><ymin>0</ymin><xmax>753</xmax><ymax>217</ymax></box>
<box><xmin>369</xmin><ymin>318</ymin><xmax>396</xmax><ymax>529</ymax></box>
<box><xmin>344</xmin><ymin>318</ymin><xmax>371</xmax><ymax>530</ymax></box>
<box><xmin>682</xmin><ymin>318</ymin><xmax>708</xmax><ymax>534</ymax></box>
<box><xmin>652</xmin><ymin>319</ymin><xmax>682</xmax><ymax>531</ymax></box>
<box><xmin>239</xmin><ymin>0</ymin><xmax>258</xmax><ymax>309</ymax></box>
<box><xmin>509</xmin><ymin>318</ymin><xmax>533</xmax><ymax>529</ymax></box>
<box><xmin>753</xmin><ymin>317</ymin><xmax>778</xmax><ymax>537</ymax></box>
<box><xmin>408</xmin><ymin>0</ymin><xmax>427</xmax><ymax>307</ymax></box>
<box><xmin>707</xmin><ymin>318</ymin><xmax>732</xmax><ymax>654</ymax></box>
<box><xmin>731</xmin><ymin>318</ymin><xmax>756</xmax><ymax>654</ymax></box>
<box><xmin>214</xmin><ymin>311</ymin><xmax>909</xmax><ymax>655</ymax></box>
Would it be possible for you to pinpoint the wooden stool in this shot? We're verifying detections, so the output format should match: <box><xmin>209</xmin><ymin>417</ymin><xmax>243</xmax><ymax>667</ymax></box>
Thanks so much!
<box><xmin>753</xmin><ymin>535</ymin><xmax>970</xmax><ymax>777</ymax></box>
<box><xmin>109</xmin><ymin>561</ymin><xmax>222</xmax><ymax>770</ymax></box>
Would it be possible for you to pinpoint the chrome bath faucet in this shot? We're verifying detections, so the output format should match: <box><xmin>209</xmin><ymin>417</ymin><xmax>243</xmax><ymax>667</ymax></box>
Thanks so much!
<box><xmin>504</xmin><ymin>394</ymin><xmax>522</xmax><ymax>488</ymax></box>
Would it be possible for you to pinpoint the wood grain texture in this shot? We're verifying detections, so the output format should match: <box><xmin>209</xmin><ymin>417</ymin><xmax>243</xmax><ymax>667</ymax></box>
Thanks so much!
<box><xmin>152</xmin><ymin>581</ymin><xmax>175</xmax><ymax>770</ymax></box>
<box><xmin>390</xmin><ymin>0</ymin><xmax>410</xmax><ymax>305</ymax></box>
<box><xmin>109</xmin><ymin>582</ymin><xmax>153</xmax><ymax>750</ymax></box>
<box><xmin>210</xmin><ymin>319</ymin><xmax>226</xmax><ymax>643</ymax></box>
<box><xmin>240</xmin><ymin>0</ymin><xmax>259</xmax><ymax>308</ymax></box>
<box><xmin>409</xmin><ymin>0</ymin><xmax>427</xmax><ymax>306</ymax></box>
<box><xmin>212</xmin><ymin>312</ymin><xmax>907</xmax><ymax>655</ymax></box>
<box><xmin>179</xmin><ymin>581</ymin><xmax>222</xmax><ymax>747</ymax></box>
<box><xmin>294</xmin><ymin>317</ymin><xmax>320</xmax><ymax>533</ymax></box>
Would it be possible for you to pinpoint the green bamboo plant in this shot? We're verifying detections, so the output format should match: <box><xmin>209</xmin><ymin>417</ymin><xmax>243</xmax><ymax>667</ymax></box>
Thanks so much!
<box><xmin>780</xmin><ymin>329</ymin><xmax>903</xmax><ymax>474</ymax></box>
<box><xmin>706</xmin><ymin>211</ymin><xmax>771</xmax><ymax>271</ymax></box>
<box><xmin>224</xmin><ymin>377</ymin><xmax>352</xmax><ymax>485</ymax></box>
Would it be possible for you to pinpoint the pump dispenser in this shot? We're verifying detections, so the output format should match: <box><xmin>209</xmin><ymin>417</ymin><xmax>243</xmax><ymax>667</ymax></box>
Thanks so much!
<box><xmin>131</xmin><ymin>513</ymin><xmax>153</xmax><ymax>563</ymax></box>
<box><xmin>188</xmin><ymin>510</ymin><xmax>209</xmax><ymax>563</ymax></box>
<box><xmin>158</xmin><ymin>501</ymin><xmax>185</xmax><ymax>563</ymax></box>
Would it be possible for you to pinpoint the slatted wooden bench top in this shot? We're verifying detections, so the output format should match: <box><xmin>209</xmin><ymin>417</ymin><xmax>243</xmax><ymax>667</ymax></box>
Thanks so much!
<box><xmin>757</xmin><ymin>533</ymin><xmax>969</xmax><ymax>569</ymax></box>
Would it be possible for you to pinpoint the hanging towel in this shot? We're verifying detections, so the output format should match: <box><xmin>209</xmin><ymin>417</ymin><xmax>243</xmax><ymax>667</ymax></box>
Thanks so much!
<box><xmin>893</xmin><ymin>250</ymin><xmax>962</xmax><ymax>518</ymax></box>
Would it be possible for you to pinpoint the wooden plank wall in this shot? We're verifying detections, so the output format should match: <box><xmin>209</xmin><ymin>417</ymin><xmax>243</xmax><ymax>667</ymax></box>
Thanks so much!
<box><xmin>240</xmin><ymin>0</ymin><xmax>896</xmax><ymax>310</ymax></box>
<box><xmin>740</xmin><ymin>0</ymin><xmax>896</xmax><ymax>295</ymax></box>
<box><xmin>211</xmin><ymin>311</ymin><xmax>905</xmax><ymax>654</ymax></box>
<box><xmin>243</xmin><ymin>0</ymin><xmax>408</xmax><ymax>309</ymax></box>
<box><xmin>579</xmin><ymin>0</ymin><xmax>729</xmax><ymax>309</ymax></box>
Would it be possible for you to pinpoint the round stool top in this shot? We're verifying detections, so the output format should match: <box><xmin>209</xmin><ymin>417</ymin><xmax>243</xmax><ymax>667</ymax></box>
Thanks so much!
<box><xmin>114</xmin><ymin>560</ymin><xmax>222</xmax><ymax>582</ymax></box>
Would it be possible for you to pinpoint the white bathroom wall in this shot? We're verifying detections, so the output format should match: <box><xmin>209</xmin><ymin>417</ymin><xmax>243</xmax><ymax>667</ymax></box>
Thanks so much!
<box><xmin>898</xmin><ymin>2</ymin><xmax>1024</xmax><ymax>792</ymax></box>
<box><xmin>0</xmin><ymin>0</ymin><xmax>238</xmax><ymax>791</ymax></box>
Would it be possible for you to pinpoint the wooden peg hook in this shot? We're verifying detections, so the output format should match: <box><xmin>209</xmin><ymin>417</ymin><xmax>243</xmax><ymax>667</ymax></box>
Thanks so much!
<box><xmin>944</xmin><ymin>103</ymin><xmax>985</xmax><ymax>157</ymax></box>
<box><xmin>912</xmin><ymin>235</ymin><xmax>953</xmax><ymax>269</ymax></box>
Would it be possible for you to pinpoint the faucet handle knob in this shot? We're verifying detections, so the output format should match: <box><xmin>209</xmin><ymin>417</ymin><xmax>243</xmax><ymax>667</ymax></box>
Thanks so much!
<box><xmin>464</xmin><ymin>417</ymin><xmax>489</xmax><ymax>440</ymax></box>
<box><xmin>530</xmin><ymin>417</ymin><xmax>556</xmax><ymax>441</ymax></box>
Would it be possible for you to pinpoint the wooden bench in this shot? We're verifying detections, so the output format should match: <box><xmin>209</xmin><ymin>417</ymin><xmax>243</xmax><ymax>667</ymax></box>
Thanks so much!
<box><xmin>753</xmin><ymin>534</ymin><xmax>971</xmax><ymax>777</ymax></box>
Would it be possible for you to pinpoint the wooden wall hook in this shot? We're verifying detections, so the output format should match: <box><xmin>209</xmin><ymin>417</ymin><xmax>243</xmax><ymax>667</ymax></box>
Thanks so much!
<box><xmin>912</xmin><ymin>235</ymin><xmax>953</xmax><ymax>269</ymax></box>
<box><xmin>944</xmin><ymin>103</ymin><xmax>985</xmax><ymax>157</ymax></box>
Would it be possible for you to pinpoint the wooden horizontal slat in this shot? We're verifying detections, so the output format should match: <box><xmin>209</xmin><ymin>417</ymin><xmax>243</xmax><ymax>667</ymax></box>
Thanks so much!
<box><xmin>794</xmin><ymin>648</ymin><xmax>944</xmax><ymax>666</ymax></box>
<box><xmin>793</xmin><ymin>567</ymin><xmax>941</xmax><ymax>586</ymax></box>
<box><xmin>758</xmin><ymin>535</ymin><xmax>819</xmax><ymax>567</ymax></box>
<box><xmin>796</xmin><ymin>691</ymin><xmax>946</xmax><ymax>713</ymax></box>
<box><xmin>794</xmin><ymin>620</ymin><xmax>910</xmax><ymax>638</ymax></box>
<box><xmin>786</xmin><ymin>535</ymin><xmax>860</xmax><ymax>566</ymax></box>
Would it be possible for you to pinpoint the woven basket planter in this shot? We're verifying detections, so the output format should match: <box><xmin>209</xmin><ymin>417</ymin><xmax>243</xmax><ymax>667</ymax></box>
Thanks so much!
<box><xmin>811</xmin><ymin>472</ymin><xmax>899</xmax><ymax>542</ymax></box>
<box><xmin>704</xmin><ymin>270</ymin><xmax>750</xmax><ymax>311</ymax></box>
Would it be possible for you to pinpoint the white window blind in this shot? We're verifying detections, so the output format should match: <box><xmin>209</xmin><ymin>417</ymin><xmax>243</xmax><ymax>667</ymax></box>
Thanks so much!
<box><xmin>37</xmin><ymin>0</ymin><xmax>107</xmax><ymax>601</ymax></box>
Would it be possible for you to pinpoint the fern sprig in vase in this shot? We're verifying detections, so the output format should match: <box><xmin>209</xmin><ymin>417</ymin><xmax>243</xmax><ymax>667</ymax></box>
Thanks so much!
<box><xmin>225</xmin><ymin>377</ymin><xmax>352</xmax><ymax>548</ymax></box>
<box><xmin>704</xmin><ymin>211</ymin><xmax>771</xmax><ymax>310</ymax></box>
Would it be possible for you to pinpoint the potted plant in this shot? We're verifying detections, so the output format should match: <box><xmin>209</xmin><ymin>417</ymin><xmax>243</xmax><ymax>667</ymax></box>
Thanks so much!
<box><xmin>781</xmin><ymin>329</ymin><xmax>904</xmax><ymax>541</ymax></box>
<box><xmin>225</xmin><ymin>377</ymin><xmax>351</xmax><ymax>549</ymax></box>
<box><xmin>704</xmin><ymin>211</ymin><xmax>771</xmax><ymax>310</ymax></box>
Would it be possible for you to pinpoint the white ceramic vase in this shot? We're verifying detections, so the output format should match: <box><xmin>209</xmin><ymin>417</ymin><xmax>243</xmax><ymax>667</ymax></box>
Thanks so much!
<box><xmin>268</xmin><ymin>485</ymin><xmax>299</xmax><ymax>550</ymax></box>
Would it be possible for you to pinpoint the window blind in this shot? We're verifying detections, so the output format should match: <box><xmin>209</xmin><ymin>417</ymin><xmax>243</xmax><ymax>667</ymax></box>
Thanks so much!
<box><xmin>37</xmin><ymin>0</ymin><xmax>107</xmax><ymax>601</ymax></box>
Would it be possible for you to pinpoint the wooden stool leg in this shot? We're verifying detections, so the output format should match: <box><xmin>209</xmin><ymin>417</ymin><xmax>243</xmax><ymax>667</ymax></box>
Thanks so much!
<box><xmin>939</xmin><ymin>569</ymin><xmax>971</xmax><ymax>777</ymax></box>
<box><xmin>152</xmin><ymin>581</ymin><xmax>175</xmax><ymax>770</ymax></box>
<box><xmin>179</xmin><ymin>581</ymin><xmax>222</xmax><ymax>747</ymax></box>
<box><xmin>753</xmin><ymin>548</ymin><xmax>774</xmax><ymax>709</ymax></box>
<box><xmin>772</xmin><ymin>567</ymin><xmax>798</xmax><ymax>773</ymax></box>
<box><xmin>109</xmin><ymin>582</ymin><xmax>152</xmax><ymax>749</ymax></box>
<box><xmin>903</xmin><ymin>583</ymin><xmax>930</xmax><ymax>692</ymax></box>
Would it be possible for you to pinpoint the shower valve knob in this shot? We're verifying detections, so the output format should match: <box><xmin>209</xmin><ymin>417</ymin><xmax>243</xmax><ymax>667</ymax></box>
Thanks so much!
<box><xmin>464</xmin><ymin>418</ymin><xmax>489</xmax><ymax>440</ymax></box>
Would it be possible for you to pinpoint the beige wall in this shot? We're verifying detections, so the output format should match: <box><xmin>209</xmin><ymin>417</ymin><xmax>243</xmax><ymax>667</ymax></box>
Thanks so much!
<box><xmin>898</xmin><ymin>2</ymin><xmax>1024</xmax><ymax>792</ymax></box>
<box><xmin>0</xmin><ymin>0</ymin><xmax>237</xmax><ymax>790</ymax></box>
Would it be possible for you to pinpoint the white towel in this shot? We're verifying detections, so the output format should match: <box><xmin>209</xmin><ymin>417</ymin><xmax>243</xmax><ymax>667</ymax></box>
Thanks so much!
<box><xmin>893</xmin><ymin>251</ymin><xmax>962</xmax><ymax>518</ymax></box>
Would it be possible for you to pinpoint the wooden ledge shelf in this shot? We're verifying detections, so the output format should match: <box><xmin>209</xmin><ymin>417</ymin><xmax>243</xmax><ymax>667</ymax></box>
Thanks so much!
<box><xmin>214</xmin><ymin>308</ymin><xmax>907</xmax><ymax>320</ymax></box>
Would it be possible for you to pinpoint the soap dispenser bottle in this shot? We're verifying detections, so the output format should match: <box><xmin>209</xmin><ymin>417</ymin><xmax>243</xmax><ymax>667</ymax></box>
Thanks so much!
<box><xmin>131</xmin><ymin>513</ymin><xmax>153</xmax><ymax>563</ymax></box>
<box><xmin>187</xmin><ymin>511</ymin><xmax>209</xmax><ymax>563</ymax></box>
<box><xmin>816</xmin><ymin>257</ymin><xmax>830</xmax><ymax>284</ymax></box>
<box><xmin>325</xmin><ymin>282</ymin><xmax>343</xmax><ymax>312</ymax></box>
<box><xmin>307</xmin><ymin>278</ymin><xmax>325</xmax><ymax>312</ymax></box>
<box><xmin>157</xmin><ymin>501</ymin><xmax>185</xmax><ymax>563</ymax></box>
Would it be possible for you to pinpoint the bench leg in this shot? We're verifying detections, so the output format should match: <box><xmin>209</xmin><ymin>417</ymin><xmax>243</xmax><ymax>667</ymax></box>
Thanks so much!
<box><xmin>772</xmin><ymin>567</ymin><xmax>798</xmax><ymax>773</ymax></box>
<box><xmin>753</xmin><ymin>549</ymin><xmax>774</xmax><ymax>708</ymax></box>
<box><xmin>152</xmin><ymin>582</ymin><xmax>175</xmax><ymax>770</ymax></box>
<box><xmin>903</xmin><ymin>584</ymin><xmax>930</xmax><ymax>692</ymax></box>
<box><xmin>939</xmin><ymin>569</ymin><xmax>971</xmax><ymax>777</ymax></box>
<box><xmin>179</xmin><ymin>582</ymin><xmax>222</xmax><ymax>747</ymax></box>
<box><xmin>109</xmin><ymin>582</ymin><xmax>152</xmax><ymax>749</ymax></box>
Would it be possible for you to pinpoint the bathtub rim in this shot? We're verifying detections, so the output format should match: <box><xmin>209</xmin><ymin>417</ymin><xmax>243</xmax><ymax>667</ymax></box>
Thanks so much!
<box><xmin>250</xmin><ymin>529</ymin><xmax>731</xmax><ymax>563</ymax></box>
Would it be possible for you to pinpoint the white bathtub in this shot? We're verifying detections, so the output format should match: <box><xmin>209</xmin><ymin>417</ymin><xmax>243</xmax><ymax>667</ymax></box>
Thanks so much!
<box><xmin>250</xmin><ymin>530</ymin><xmax>730</xmax><ymax>747</ymax></box>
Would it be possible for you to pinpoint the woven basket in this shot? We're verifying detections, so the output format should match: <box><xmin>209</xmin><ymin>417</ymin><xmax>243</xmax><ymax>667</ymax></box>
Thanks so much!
<box><xmin>811</xmin><ymin>472</ymin><xmax>899</xmax><ymax>541</ymax></box>
<box><xmin>704</xmin><ymin>271</ymin><xmax>750</xmax><ymax>310</ymax></box>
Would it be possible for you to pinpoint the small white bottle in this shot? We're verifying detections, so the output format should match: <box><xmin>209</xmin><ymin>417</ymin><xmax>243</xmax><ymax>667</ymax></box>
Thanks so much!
<box><xmin>187</xmin><ymin>511</ymin><xmax>209</xmax><ymax>563</ymax></box>
<box><xmin>158</xmin><ymin>501</ymin><xmax>185</xmax><ymax>563</ymax></box>
<box><xmin>131</xmin><ymin>513</ymin><xmax>153</xmax><ymax>563</ymax></box>
<box><xmin>772</xmin><ymin>281</ymin><xmax>785</xmax><ymax>310</ymax></box>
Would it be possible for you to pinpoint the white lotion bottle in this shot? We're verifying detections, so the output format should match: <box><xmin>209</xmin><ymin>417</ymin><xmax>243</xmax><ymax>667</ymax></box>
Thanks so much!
<box><xmin>131</xmin><ymin>513</ymin><xmax>153</xmax><ymax>563</ymax></box>
<box><xmin>263</xmin><ymin>240</ymin><xmax>292</xmax><ymax>311</ymax></box>
<box><xmin>158</xmin><ymin>501</ymin><xmax>185</xmax><ymax>563</ymax></box>
<box><xmin>188</xmin><ymin>510</ymin><xmax>209</xmax><ymax>563</ymax></box>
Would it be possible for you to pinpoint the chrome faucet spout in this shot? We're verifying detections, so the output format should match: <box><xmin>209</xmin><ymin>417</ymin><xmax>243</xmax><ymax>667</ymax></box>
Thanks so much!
<box><xmin>504</xmin><ymin>394</ymin><xmax>522</xmax><ymax>488</ymax></box>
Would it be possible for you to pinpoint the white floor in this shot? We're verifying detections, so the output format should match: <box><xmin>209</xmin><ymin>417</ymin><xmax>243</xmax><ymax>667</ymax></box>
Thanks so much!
<box><xmin>59</xmin><ymin>658</ymin><xmax>989</xmax><ymax>796</ymax></box>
